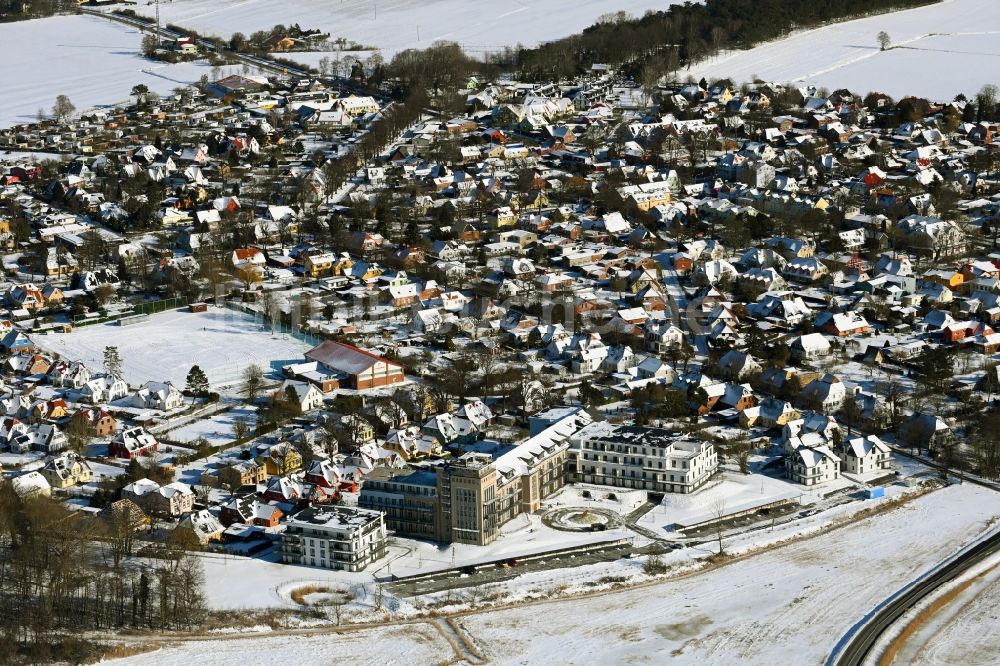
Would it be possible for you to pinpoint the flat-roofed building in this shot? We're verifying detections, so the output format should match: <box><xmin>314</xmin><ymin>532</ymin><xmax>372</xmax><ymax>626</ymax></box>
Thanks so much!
<box><xmin>358</xmin><ymin>468</ymin><xmax>438</xmax><ymax>539</ymax></box>
<box><xmin>570</xmin><ymin>422</ymin><xmax>718</xmax><ymax>494</ymax></box>
<box><xmin>280</xmin><ymin>506</ymin><xmax>386</xmax><ymax>571</ymax></box>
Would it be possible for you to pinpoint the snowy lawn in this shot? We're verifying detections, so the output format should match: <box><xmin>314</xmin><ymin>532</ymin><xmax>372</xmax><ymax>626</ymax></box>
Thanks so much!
<box><xmin>688</xmin><ymin>0</ymin><xmax>1000</xmax><ymax>100</ymax></box>
<box><xmin>637</xmin><ymin>470</ymin><xmax>813</xmax><ymax>534</ymax></box>
<box><xmin>0</xmin><ymin>15</ymin><xmax>239</xmax><ymax>129</ymax></box>
<box><xmin>195</xmin><ymin>510</ymin><xmax>632</xmax><ymax>611</ymax></box>
<box><xmin>165</xmin><ymin>405</ymin><xmax>258</xmax><ymax>446</ymax></box>
<box><xmin>36</xmin><ymin>308</ymin><xmax>312</xmax><ymax>388</ymax></box>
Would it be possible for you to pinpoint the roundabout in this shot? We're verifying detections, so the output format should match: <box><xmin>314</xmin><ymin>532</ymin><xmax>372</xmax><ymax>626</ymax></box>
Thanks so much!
<box><xmin>542</xmin><ymin>507</ymin><xmax>622</xmax><ymax>532</ymax></box>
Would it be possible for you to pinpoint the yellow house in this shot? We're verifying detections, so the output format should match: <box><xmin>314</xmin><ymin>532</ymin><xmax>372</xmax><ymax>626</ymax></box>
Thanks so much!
<box><xmin>359</xmin><ymin>263</ymin><xmax>383</xmax><ymax>281</ymax></box>
<box><xmin>304</xmin><ymin>252</ymin><xmax>335</xmax><ymax>277</ymax></box>
<box><xmin>332</xmin><ymin>253</ymin><xmax>354</xmax><ymax>276</ymax></box>
<box><xmin>716</xmin><ymin>87</ymin><xmax>735</xmax><ymax>104</ymax></box>
<box><xmin>488</xmin><ymin>206</ymin><xmax>518</xmax><ymax>229</ymax></box>
<box><xmin>924</xmin><ymin>269</ymin><xmax>964</xmax><ymax>290</ymax></box>
<box><xmin>235</xmin><ymin>264</ymin><xmax>265</xmax><ymax>284</ymax></box>
<box><xmin>337</xmin><ymin>95</ymin><xmax>380</xmax><ymax>116</ymax></box>
<box><xmin>484</xmin><ymin>144</ymin><xmax>506</xmax><ymax>159</ymax></box>
<box><xmin>40</xmin><ymin>454</ymin><xmax>93</xmax><ymax>489</ymax></box>
<box><xmin>619</xmin><ymin>182</ymin><xmax>674</xmax><ymax>212</ymax></box>
<box><xmin>256</xmin><ymin>443</ymin><xmax>302</xmax><ymax>476</ymax></box>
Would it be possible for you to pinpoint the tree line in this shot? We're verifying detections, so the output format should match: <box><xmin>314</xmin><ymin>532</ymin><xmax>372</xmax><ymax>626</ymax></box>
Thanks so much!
<box><xmin>0</xmin><ymin>0</ymin><xmax>75</xmax><ymax>22</ymax></box>
<box><xmin>506</xmin><ymin>0</ymin><xmax>941</xmax><ymax>81</ymax></box>
<box><xmin>0</xmin><ymin>486</ymin><xmax>206</xmax><ymax>663</ymax></box>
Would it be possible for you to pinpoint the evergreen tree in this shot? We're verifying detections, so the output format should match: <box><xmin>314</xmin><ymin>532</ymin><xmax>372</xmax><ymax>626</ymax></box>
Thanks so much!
<box><xmin>185</xmin><ymin>365</ymin><xmax>210</xmax><ymax>397</ymax></box>
<box><xmin>103</xmin><ymin>345</ymin><xmax>123</xmax><ymax>379</ymax></box>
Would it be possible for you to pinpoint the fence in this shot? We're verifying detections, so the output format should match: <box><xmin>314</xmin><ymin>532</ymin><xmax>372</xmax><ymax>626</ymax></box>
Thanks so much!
<box><xmin>117</xmin><ymin>313</ymin><xmax>150</xmax><ymax>327</ymax></box>
<box><xmin>133</xmin><ymin>296</ymin><xmax>187</xmax><ymax>316</ymax></box>
<box><xmin>222</xmin><ymin>302</ymin><xmax>326</xmax><ymax>349</ymax></box>
<box><xmin>71</xmin><ymin>296</ymin><xmax>190</xmax><ymax>328</ymax></box>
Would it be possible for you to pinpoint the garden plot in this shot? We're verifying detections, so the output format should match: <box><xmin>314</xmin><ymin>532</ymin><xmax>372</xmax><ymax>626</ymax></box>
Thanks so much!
<box><xmin>36</xmin><ymin>308</ymin><xmax>312</xmax><ymax>388</ymax></box>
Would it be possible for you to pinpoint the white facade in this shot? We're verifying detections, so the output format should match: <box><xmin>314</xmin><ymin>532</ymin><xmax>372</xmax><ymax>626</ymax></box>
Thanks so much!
<box><xmin>281</xmin><ymin>506</ymin><xmax>387</xmax><ymax>572</ymax></box>
<box><xmin>571</xmin><ymin>422</ymin><xmax>718</xmax><ymax>494</ymax></box>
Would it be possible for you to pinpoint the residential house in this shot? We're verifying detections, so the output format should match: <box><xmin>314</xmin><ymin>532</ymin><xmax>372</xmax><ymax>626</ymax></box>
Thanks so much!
<box><xmin>276</xmin><ymin>380</ymin><xmax>325</xmax><ymax>413</ymax></box>
<box><xmin>81</xmin><ymin>374</ymin><xmax>129</xmax><ymax>404</ymax></box>
<box><xmin>841</xmin><ymin>435</ymin><xmax>892</xmax><ymax>476</ymax></box>
<box><xmin>817</xmin><ymin>311</ymin><xmax>870</xmax><ymax>336</ymax></box>
<box><xmin>132</xmin><ymin>381</ymin><xmax>184</xmax><ymax>411</ymax></box>
<box><xmin>122</xmin><ymin>479</ymin><xmax>195</xmax><ymax>517</ymax></box>
<box><xmin>109</xmin><ymin>427</ymin><xmax>158</xmax><ymax>459</ymax></box>
<box><xmin>178</xmin><ymin>509</ymin><xmax>226</xmax><ymax>544</ymax></box>
<box><xmin>790</xmin><ymin>333</ymin><xmax>832</xmax><ymax>361</ymax></box>
<box><xmin>39</xmin><ymin>453</ymin><xmax>92</xmax><ymax>489</ymax></box>
<box><xmin>255</xmin><ymin>442</ymin><xmax>303</xmax><ymax>476</ymax></box>
<box><xmin>220</xmin><ymin>495</ymin><xmax>283</xmax><ymax>527</ymax></box>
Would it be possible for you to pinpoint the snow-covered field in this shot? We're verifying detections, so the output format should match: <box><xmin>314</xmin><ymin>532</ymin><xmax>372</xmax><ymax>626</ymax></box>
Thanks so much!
<box><xmin>36</xmin><ymin>308</ymin><xmax>312</xmax><ymax>387</ymax></box>
<box><xmin>110</xmin><ymin>484</ymin><xmax>1000</xmax><ymax>665</ymax></box>
<box><xmin>195</xmin><ymin>509</ymin><xmax>631</xmax><ymax>610</ymax></box>
<box><xmin>165</xmin><ymin>405</ymin><xmax>257</xmax><ymax>445</ymax></box>
<box><xmin>689</xmin><ymin>0</ymin><xmax>1000</xmax><ymax>100</ymax></box>
<box><xmin>110</xmin><ymin>0</ymin><xmax>680</xmax><ymax>59</ymax></box>
<box><xmin>119</xmin><ymin>625</ymin><xmax>452</xmax><ymax>666</ymax></box>
<box><xmin>0</xmin><ymin>15</ymin><xmax>239</xmax><ymax>129</ymax></box>
<box><xmin>639</xmin><ymin>470</ymin><xmax>812</xmax><ymax>533</ymax></box>
<box><xmin>891</xmin><ymin>552</ymin><xmax>1000</xmax><ymax>666</ymax></box>
<box><xmin>463</xmin><ymin>484</ymin><xmax>1000</xmax><ymax>665</ymax></box>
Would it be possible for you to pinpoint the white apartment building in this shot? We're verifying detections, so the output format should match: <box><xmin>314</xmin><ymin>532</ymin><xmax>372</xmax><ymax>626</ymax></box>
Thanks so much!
<box><xmin>281</xmin><ymin>506</ymin><xmax>386</xmax><ymax>571</ymax></box>
<box><xmin>570</xmin><ymin>422</ymin><xmax>718</xmax><ymax>494</ymax></box>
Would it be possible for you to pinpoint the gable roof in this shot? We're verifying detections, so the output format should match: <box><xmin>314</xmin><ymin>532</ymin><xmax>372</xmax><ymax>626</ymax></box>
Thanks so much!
<box><xmin>305</xmin><ymin>340</ymin><xmax>402</xmax><ymax>375</ymax></box>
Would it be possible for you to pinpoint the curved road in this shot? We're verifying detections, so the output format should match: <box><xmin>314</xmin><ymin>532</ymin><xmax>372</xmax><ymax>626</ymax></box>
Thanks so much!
<box><xmin>832</xmin><ymin>529</ymin><xmax>1000</xmax><ymax>666</ymax></box>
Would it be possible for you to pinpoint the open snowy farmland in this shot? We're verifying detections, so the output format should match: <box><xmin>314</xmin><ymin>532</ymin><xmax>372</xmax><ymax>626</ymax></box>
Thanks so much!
<box><xmin>688</xmin><ymin>0</ymin><xmax>1000</xmax><ymax>100</ymax></box>
<box><xmin>111</xmin><ymin>0</ymin><xmax>681</xmax><ymax>59</ymax></box>
<box><xmin>110</xmin><ymin>484</ymin><xmax>1000</xmax><ymax>665</ymax></box>
<box><xmin>0</xmin><ymin>15</ymin><xmax>238</xmax><ymax>129</ymax></box>
<box><xmin>36</xmin><ymin>308</ymin><xmax>312</xmax><ymax>387</ymax></box>
<box><xmin>115</xmin><ymin>625</ymin><xmax>453</xmax><ymax>666</ymax></box>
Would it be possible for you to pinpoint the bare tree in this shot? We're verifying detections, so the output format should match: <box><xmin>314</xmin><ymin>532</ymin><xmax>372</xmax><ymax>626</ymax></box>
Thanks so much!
<box><xmin>104</xmin><ymin>502</ymin><xmax>144</xmax><ymax>567</ymax></box>
<box><xmin>241</xmin><ymin>364</ymin><xmax>265</xmax><ymax>403</ymax></box>
<box><xmin>877</xmin><ymin>31</ymin><xmax>891</xmax><ymax>51</ymax></box>
<box><xmin>711</xmin><ymin>498</ymin><xmax>727</xmax><ymax>556</ymax></box>
<box><xmin>52</xmin><ymin>94</ymin><xmax>75</xmax><ymax>122</ymax></box>
<box><xmin>232</xmin><ymin>416</ymin><xmax>251</xmax><ymax>442</ymax></box>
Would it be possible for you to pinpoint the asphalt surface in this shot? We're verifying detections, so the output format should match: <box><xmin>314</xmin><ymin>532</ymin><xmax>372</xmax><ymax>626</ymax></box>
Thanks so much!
<box><xmin>832</xmin><ymin>529</ymin><xmax>1000</xmax><ymax>666</ymax></box>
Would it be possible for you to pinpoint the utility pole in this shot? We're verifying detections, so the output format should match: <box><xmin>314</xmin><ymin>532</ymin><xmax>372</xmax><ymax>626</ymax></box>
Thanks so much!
<box><xmin>154</xmin><ymin>0</ymin><xmax>161</xmax><ymax>45</ymax></box>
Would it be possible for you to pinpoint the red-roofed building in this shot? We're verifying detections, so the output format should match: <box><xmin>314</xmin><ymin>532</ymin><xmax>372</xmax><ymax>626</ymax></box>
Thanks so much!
<box><xmin>304</xmin><ymin>340</ymin><xmax>404</xmax><ymax>390</ymax></box>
